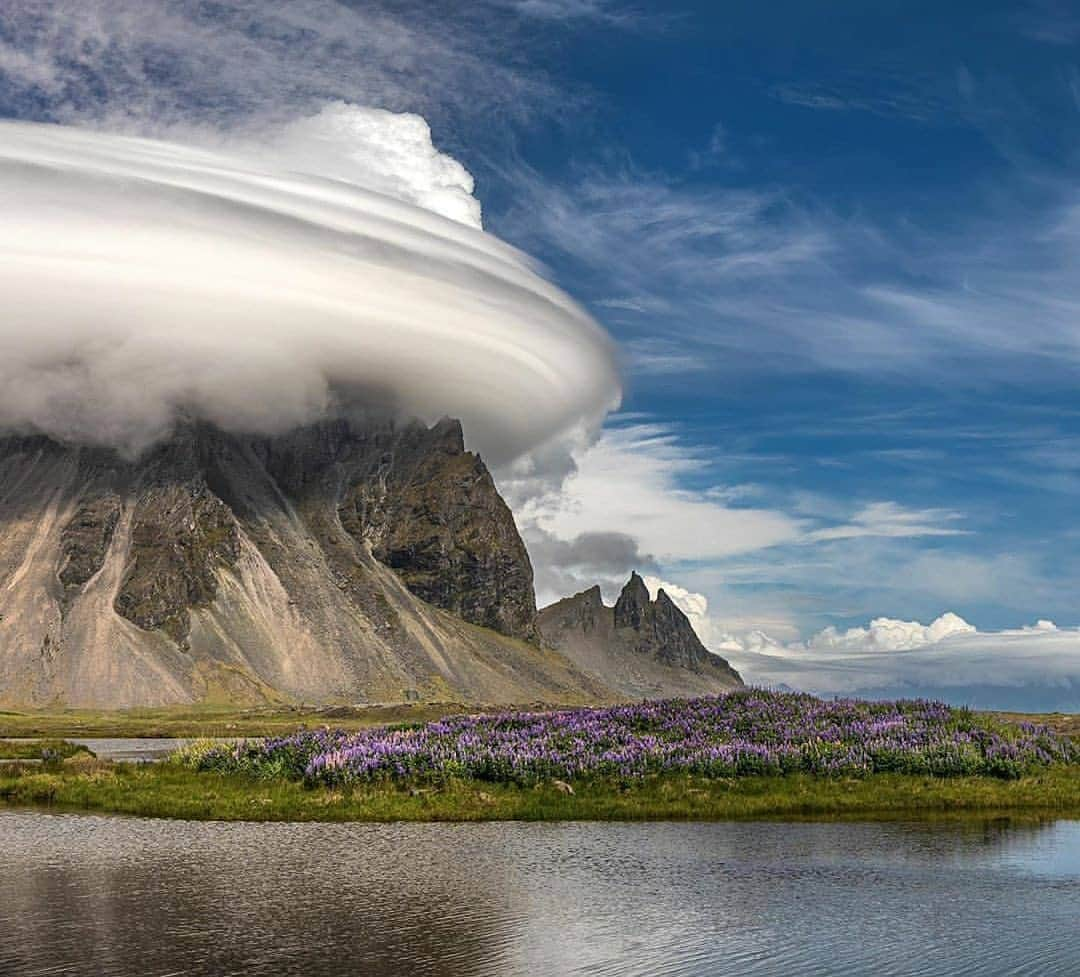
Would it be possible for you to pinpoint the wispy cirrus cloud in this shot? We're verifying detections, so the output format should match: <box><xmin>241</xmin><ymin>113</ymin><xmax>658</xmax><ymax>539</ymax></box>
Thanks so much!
<box><xmin>769</xmin><ymin>77</ymin><xmax>958</xmax><ymax>123</ymax></box>
<box><xmin>0</xmin><ymin>0</ymin><xmax>565</xmax><ymax>137</ymax></box>
<box><xmin>806</xmin><ymin>501</ymin><xmax>968</xmax><ymax>542</ymax></box>
<box><xmin>489</xmin><ymin>0</ymin><xmax>653</xmax><ymax>26</ymax></box>
<box><xmin>495</xmin><ymin>156</ymin><xmax>1080</xmax><ymax>384</ymax></box>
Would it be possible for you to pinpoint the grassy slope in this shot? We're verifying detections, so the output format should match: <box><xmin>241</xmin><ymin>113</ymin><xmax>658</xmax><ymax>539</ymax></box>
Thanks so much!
<box><xmin>1</xmin><ymin>758</ymin><xmax>1077</xmax><ymax>823</ymax></box>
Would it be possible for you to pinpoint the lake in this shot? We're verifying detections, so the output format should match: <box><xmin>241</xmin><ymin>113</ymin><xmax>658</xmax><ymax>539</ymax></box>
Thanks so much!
<box><xmin>1</xmin><ymin>813</ymin><xmax>1077</xmax><ymax>976</ymax></box>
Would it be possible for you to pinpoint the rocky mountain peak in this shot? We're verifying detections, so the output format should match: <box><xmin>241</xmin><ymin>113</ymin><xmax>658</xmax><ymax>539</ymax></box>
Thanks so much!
<box><xmin>537</xmin><ymin>572</ymin><xmax>743</xmax><ymax>699</ymax></box>
<box><xmin>613</xmin><ymin>571</ymin><xmax>652</xmax><ymax>630</ymax></box>
<box><xmin>0</xmin><ymin>415</ymin><xmax>572</xmax><ymax>708</ymax></box>
<box><xmin>429</xmin><ymin>416</ymin><xmax>466</xmax><ymax>454</ymax></box>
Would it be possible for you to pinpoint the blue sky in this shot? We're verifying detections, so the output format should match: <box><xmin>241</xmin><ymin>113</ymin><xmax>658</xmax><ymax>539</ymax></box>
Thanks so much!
<box><xmin>456</xmin><ymin>0</ymin><xmax>1080</xmax><ymax>634</ymax></box>
<box><xmin>2</xmin><ymin>0</ymin><xmax>1077</xmax><ymax>705</ymax></box>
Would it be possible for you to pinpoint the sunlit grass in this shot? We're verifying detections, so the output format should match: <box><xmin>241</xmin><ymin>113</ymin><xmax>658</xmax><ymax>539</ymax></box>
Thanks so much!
<box><xmin>2</xmin><ymin>756</ymin><xmax>1077</xmax><ymax>823</ymax></box>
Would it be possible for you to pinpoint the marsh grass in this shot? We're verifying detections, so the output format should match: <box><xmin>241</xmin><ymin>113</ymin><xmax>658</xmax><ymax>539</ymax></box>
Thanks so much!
<box><xmin>0</xmin><ymin>739</ymin><xmax>94</xmax><ymax>762</ymax></box>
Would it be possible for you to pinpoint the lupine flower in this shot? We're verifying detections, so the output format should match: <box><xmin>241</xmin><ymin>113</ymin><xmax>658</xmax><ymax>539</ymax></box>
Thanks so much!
<box><xmin>177</xmin><ymin>691</ymin><xmax>1079</xmax><ymax>786</ymax></box>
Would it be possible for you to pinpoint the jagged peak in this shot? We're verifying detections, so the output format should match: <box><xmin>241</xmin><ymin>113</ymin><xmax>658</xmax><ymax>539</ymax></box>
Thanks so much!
<box><xmin>536</xmin><ymin>569</ymin><xmax>744</xmax><ymax>694</ymax></box>
<box><xmin>614</xmin><ymin>571</ymin><xmax>651</xmax><ymax>630</ymax></box>
<box><xmin>655</xmin><ymin>588</ymin><xmax>677</xmax><ymax>608</ymax></box>
<box><xmin>539</xmin><ymin>584</ymin><xmax>604</xmax><ymax>614</ymax></box>
<box><xmin>621</xmin><ymin>571</ymin><xmax>650</xmax><ymax>599</ymax></box>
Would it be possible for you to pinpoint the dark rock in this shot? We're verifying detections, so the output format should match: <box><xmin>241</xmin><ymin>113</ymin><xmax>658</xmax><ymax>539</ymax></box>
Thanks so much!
<box><xmin>58</xmin><ymin>494</ymin><xmax>122</xmax><ymax>596</ymax></box>
<box><xmin>613</xmin><ymin>571</ymin><xmax>651</xmax><ymax>630</ymax></box>
<box><xmin>337</xmin><ymin>417</ymin><xmax>539</xmax><ymax>642</ymax></box>
<box><xmin>114</xmin><ymin>484</ymin><xmax>241</xmax><ymax>643</ymax></box>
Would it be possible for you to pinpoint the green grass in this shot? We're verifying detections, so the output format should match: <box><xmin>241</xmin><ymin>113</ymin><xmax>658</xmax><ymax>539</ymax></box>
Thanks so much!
<box><xmin>0</xmin><ymin>738</ymin><xmax>94</xmax><ymax>761</ymax></box>
<box><xmin>0</xmin><ymin>703</ymin><xmax>483</xmax><ymax>739</ymax></box>
<box><xmin>2</xmin><ymin>704</ymin><xmax>1074</xmax><ymax>741</ymax></box>
<box><xmin>1</xmin><ymin>758</ymin><xmax>1077</xmax><ymax>823</ymax></box>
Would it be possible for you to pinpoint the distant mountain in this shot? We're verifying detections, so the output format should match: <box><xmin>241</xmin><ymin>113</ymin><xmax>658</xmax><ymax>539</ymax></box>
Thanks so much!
<box><xmin>537</xmin><ymin>572</ymin><xmax>743</xmax><ymax>699</ymax></box>
<box><xmin>0</xmin><ymin>417</ymin><xmax>604</xmax><ymax>708</ymax></box>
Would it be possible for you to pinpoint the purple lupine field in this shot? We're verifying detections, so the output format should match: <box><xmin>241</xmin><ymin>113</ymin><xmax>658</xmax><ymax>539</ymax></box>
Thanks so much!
<box><xmin>178</xmin><ymin>690</ymin><xmax>1078</xmax><ymax>786</ymax></box>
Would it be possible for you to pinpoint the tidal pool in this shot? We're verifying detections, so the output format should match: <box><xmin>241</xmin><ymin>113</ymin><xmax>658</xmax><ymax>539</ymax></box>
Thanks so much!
<box><xmin>1</xmin><ymin>813</ymin><xmax>1077</xmax><ymax>976</ymax></box>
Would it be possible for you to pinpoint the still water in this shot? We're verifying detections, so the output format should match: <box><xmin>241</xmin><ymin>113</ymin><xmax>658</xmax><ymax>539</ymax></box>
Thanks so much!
<box><xmin>1</xmin><ymin>813</ymin><xmax>1077</xmax><ymax>977</ymax></box>
<box><xmin>2</xmin><ymin>738</ymin><xmax>245</xmax><ymax>762</ymax></box>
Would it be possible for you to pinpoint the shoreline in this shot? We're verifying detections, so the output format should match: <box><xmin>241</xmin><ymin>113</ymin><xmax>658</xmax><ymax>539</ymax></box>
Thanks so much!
<box><xmin>2</xmin><ymin>761</ymin><xmax>1078</xmax><ymax>824</ymax></box>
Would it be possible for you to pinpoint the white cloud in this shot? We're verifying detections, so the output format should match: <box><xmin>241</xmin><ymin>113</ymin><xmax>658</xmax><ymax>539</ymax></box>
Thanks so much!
<box><xmin>501</xmin><ymin>160</ymin><xmax>1080</xmax><ymax>384</ymax></box>
<box><xmin>718</xmin><ymin>614</ymin><xmax>1080</xmax><ymax>712</ymax></box>
<box><xmin>642</xmin><ymin>575</ymin><xmax>708</xmax><ymax>615</ymax></box>
<box><xmin>639</xmin><ymin>574</ymin><xmax>802</xmax><ymax>652</ymax></box>
<box><xmin>0</xmin><ymin>119</ymin><xmax>619</xmax><ymax>460</ymax></box>
<box><xmin>640</xmin><ymin>575</ymin><xmax>731</xmax><ymax>647</ymax></box>
<box><xmin>516</xmin><ymin>422</ymin><xmax>802</xmax><ymax>563</ymax></box>
<box><xmin>259</xmin><ymin>103</ymin><xmax>483</xmax><ymax>228</ymax></box>
<box><xmin>624</xmin><ymin>338</ymin><xmax>711</xmax><ymax>375</ymax></box>
<box><xmin>509</xmin><ymin>418</ymin><xmax>987</xmax><ymax>624</ymax></box>
<box><xmin>488</xmin><ymin>0</ymin><xmax>658</xmax><ymax>28</ymax></box>
<box><xmin>806</xmin><ymin>612</ymin><xmax>976</xmax><ymax>651</ymax></box>
<box><xmin>0</xmin><ymin>0</ymin><xmax>554</xmax><ymax>137</ymax></box>
<box><xmin>612</xmin><ymin>565</ymin><xmax>1078</xmax><ymax>711</ymax></box>
<box><xmin>497</xmin><ymin>0</ymin><xmax>619</xmax><ymax>19</ymax></box>
<box><xmin>806</xmin><ymin>501</ymin><xmax>968</xmax><ymax>541</ymax></box>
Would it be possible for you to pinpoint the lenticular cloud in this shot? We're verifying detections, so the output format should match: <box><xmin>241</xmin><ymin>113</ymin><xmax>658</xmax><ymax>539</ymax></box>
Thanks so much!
<box><xmin>0</xmin><ymin>118</ymin><xmax>620</xmax><ymax>460</ymax></box>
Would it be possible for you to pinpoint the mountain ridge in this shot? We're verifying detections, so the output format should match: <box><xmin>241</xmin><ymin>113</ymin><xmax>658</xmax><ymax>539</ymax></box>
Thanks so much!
<box><xmin>537</xmin><ymin>572</ymin><xmax>743</xmax><ymax>699</ymax></box>
<box><xmin>0</xmin><ymin>417</ymin><xmax>594</xmax><ymax>708</ymax></box>
<box><xmin>1</xmin><ymin>419</ymin><xmax>743</xmax><ymax>709</ymax></box>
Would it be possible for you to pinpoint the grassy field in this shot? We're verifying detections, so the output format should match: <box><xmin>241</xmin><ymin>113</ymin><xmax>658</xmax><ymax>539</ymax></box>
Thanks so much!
<box><xmin>0</xmin><ymin>702</ymin><xmax>490</xmax><ymax>738</ymax></box>
<box><xmin>1</xmin><ymin>703</ymin><xmax>1076</xmax><ymax>739</ymax></box>
<box><xmin>1</xmin><ymin>757</ymin><xmax>1078</xmax><ymax>823</ymax></box>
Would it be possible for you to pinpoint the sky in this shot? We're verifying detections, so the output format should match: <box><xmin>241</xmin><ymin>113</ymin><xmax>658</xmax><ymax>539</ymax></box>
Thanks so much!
<box><xmin>1</xmin><ymin>0</ymin><xmax>1078</xmax><ymax>708</ymax></box>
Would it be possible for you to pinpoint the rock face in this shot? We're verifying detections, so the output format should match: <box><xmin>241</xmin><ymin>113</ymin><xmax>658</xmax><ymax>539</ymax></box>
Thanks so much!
<box><xmin>339</xmin><ymin>418</ymin><xmax>539</xmax><ymax>643</ymax></box>
<box><xmin>0</xmin><ymin>417</ymin><xmax>601</xmax><ymax>708</ymax></box>
<box><xmin>538</xmin><ymin>572</ymin><xmax>743</xmax><ymax>699</ymax></box>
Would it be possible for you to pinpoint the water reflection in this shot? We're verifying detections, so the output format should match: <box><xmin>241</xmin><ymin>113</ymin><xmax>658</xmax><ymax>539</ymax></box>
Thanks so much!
<box><xmin>0</xmin><ymin>814</ymin><xmax>1076</xmax><ymax>976</ymax></box>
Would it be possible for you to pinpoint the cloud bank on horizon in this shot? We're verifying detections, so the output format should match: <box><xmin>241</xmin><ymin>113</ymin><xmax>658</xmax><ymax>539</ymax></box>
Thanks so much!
<box><xmin>0</xmin><ymin>115</ymin><xmax>620</xmax><ymax>460</ymax></box>
<box><xmin>643</xmin><ymin>578</ymin><xmax>1080</xmax><ymax>712</ymax></box>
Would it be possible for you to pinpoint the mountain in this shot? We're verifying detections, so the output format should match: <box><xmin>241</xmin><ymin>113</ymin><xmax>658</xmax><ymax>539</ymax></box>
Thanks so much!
<box><xmin>537</xmin><ymin>573</ymin><xmax>743</xmax><ymax>699</ymax></box>
<box><xmin>0</xmin><ymin>417</ymin><xmax>606</xmax><ymax>708</ymax></box>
